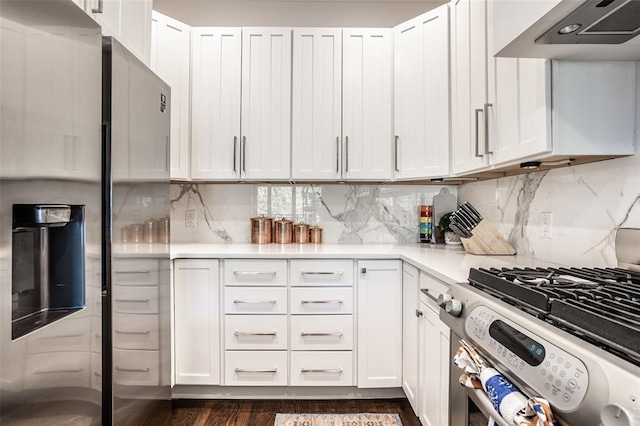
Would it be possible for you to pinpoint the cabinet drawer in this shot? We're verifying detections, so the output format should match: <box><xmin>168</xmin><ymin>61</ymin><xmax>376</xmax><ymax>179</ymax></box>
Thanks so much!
<box><xmin>112</xmin><ymin>259</ymin><xmax>159</xmax><ymax>286</ymax></box>
<box><xmin>420</xmin><ymin>271</ymin><xmax>449</xmax><ymax>313</ymax></box>
<box><xmin>91</xmin><ymin>352</ymin><xmax>102</xmax><ymax>391</ymax></box>
<box><xmin>290</xmin><ymin>287</ymin><xmax>353</xmax><ymax>314</ymax></box>
<box><xmin>26</xmin><ymin>352</ymin><xmax>90</xmax><ymax>389</ymax></box>
<box><xmin>224</xmin><ymin>287</ymin><xmax>287</xmax><ymax>314</ymax></box>
<box><xmin>290</xmin><ymin>260</ymin><xmax>353</xmax><ymax>287</ymax></box>
<box><xmin>291</xmin><ymin>315</ymin><xmax>353</xmax><ymax>351</ymax></box>
<box><xmin>91</xmin><ymin>316</ymin><xmax>102</xmax><ymax>354</ymax></box>
<box><xmin>113</xmin><ymin>313</ymin><xmax>159</xmax><ymax>350</ymax></box>
<box><xmin>225</xmin><ymin>315</ymin><xmax>288</xmax><ymax>350</ymax></box>
<box><xmin>224</xmin><ymin>260</ymin><xmax>287</xmax><ymax>286</ymax></box>
<box><xmin>113</xmin><ymin>285</ymin><xmax>159</xmax><ymax>314</ymax></box>
<box><xmin>224</xmin><ymin>351</ymin><xmax>288</xmax><ymax>386</ymax></box>
<box><xmin>113</xmin><ymin>349</ymin><xmax>160</xmax><ymax>386</ymax></box>
<box><xmin>290</xmin><ymin>351</ymin><xmax>354</xmax><ymax>386</ymax></box>
<box><xmin>28</xmin><ymin>318</ymin><xmax>90</xmax><ymax>354</ymax></box>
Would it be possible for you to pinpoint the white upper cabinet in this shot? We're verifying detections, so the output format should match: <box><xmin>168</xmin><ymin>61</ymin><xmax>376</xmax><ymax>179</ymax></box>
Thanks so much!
<box><xmin>291</xmin><ymin>29</ymin><xmax>342</xmax><ymax>181</ymax></box>
<box><xmin>191</xmin><ymin>28</ymin><xmax>242</xmax><ymax>180</ymax></box>
<box><xmin>343</xmin><ymin>28</ymin><xmax>394</xmax><ymax>181</ymax></box>
<box><xmin>394</xmin><ymin>5</ymin><xmax>450</xmax><ymax>180</ymax></box>
<box><xmin>241</xmin><ymin>28</ymin><xmax>292</xmax><ymax>181</ymax></box>
<box><xmin>150</xmin><ymin>12</ymin><xmax>191</xmax><ymax>180</ymax></box>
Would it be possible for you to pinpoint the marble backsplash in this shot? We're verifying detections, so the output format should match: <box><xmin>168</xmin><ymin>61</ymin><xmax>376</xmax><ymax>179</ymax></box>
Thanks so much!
<box><xmin>170</xmin><ymin>184</ymin><xmax>457</xmax><ymax>244</ymax></box>
<box><xmin>458</xmin><ymin>152</ymin><xmax>640</xmax><ymax>267</ymax></box>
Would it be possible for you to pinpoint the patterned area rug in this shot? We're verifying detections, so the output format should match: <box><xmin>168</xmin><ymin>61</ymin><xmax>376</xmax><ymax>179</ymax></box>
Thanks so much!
<box><xmin>274</xmin><ymin>413</ymin><xmax>403</xmax><ymax>426</ymax></box>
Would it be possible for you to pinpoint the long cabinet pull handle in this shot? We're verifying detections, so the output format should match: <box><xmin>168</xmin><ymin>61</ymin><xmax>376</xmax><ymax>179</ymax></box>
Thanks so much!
<box><xmin>395</xmin><ymin>135</ymin><xmax>400</xmax><ymax>171</ymax></box>
<box><xmin>234</xmin><ymin>299</ymin><xmax>277</xmax><ymax>304</ymax></box>
<box><xmin>235</xmin><ymin>368</ymin><xmax>277</xmax><ymax>373</ymax></box>
<box><xmin>35</xmin><ymin>368</ymin><xmax>83</xmax><ymax>374</ymax></box>
<box><xmin>114</xmin><ymin>270</ymin><xmax>150</xmax><ymax>275</ymax></box>
<box><xmin>115</xmin><ymin>367</ymin><xmax>150</xmax><ymax>373</ymax></box>
<box><xmin>234</xmin><ymin>331</ymin><xmax>277</xmax><ymax>336</ymax></box>
<box><xmin>301</xmin><ymin>271</ymin><xmax>343</xmax><ymax>276</ymax></box>
<box><xmin>233</xmin><ymin>271</ymin><xmax>276</xmax><ymax>277</ymax></box>
<box><xmin>91</xmin><ymin>0</ymin><xmax>103</xmax><ymax>13</ymax></box>
<box><xmin>336</xmin><ymin>136</ymin><xmax>340</xmax><ymax>174</ymax></box>
<box><xmin>345</xmin><ymin>136</ymin><xmax>349</xmax><ymax>173</ymax></box>
<box><xmin>474</xmin><ymin>108</ymin><xmax>484</xmax><ymax>158</ymax></box>
<box><xmin>301</xmin><ymin>368</ymin><xmax>343</xmax><ymax>374</ymax></box>
<box><xmin>242</xmin><ymin>136</ymin><xmax>247</xmax><ymax>173</ymax></box>
<box><xmin>115</xmin><ymin>330</ymin><xmax>151</xmax><ymax>335</ymax></box>
<box><xmin>484</xmin><ymin>103</ymin><xmax>493</xmax><ymax>155</ymax></box>
<box><xmin>300</xmin><ymin>331</ymin><xmax>343</xmax><ymax>337</ymax></box>
<box><xmin>115</xmin><ymin>299</ymin><xmax>150</xmax><ymax>304</ymax></box>
<box><xmin>41</xmin><ymin>333</ymin><xmax>83</xmax><ymax>339</ymax></box>
<box><xmin>233</xmin><ymin>136</ymin><xmax>238</xmax><ymax>173</ymax></box>
<box><xmin>300</xmin><ymin>300</ymin><xmax>343</xmax><ymax>304</ymax></box>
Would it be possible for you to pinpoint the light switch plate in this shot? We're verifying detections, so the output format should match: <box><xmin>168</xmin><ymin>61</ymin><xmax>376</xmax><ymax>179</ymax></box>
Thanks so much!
<box><xmin>541</xmin><ymin>212</ymin><xmax>552</xmax><ymax>239</ymax></box>
<box><xmin>185</xmin><ymin>210</ymin><xmax>197</xmax><ymax>227</ymax></box>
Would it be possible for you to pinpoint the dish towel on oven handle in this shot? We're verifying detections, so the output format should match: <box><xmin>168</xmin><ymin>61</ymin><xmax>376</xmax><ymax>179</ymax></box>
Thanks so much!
<box><xmin>454</xmin><ymin>339</ymin><xmax>557</xmax><ymax>426</ymax></box>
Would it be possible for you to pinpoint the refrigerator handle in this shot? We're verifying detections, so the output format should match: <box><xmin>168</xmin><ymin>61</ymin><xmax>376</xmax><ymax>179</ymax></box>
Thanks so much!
<box><xmin>101</xmin><ymin>123</ymin><xmax>111</xmax><ymax>295</ymax></box>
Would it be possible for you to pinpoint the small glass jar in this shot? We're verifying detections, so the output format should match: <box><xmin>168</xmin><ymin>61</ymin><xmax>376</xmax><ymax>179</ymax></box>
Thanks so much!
<box><xmin>158</xmin><ymin>217</ymin><xmax>170</xmax><ymax>244</ymax></box>
<box><xmin>130</xmin><ymin>224</ymin><xmax>144</xmax><ymax>243</ymax></box>
<box><xmin>143</xmin><ymin>219</ymin><xmax>158</xmax><ymax>244</ymax></box>
<box><xmin>121</xmin><ymin>225</ymin><xmax>131</xmax><ymax>243</ymax></box>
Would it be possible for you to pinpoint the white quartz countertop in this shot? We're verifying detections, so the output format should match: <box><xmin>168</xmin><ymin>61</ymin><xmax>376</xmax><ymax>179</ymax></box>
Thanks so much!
<box><xmin>113</xmin><ymin>243</ymin><xmax>169</xmax><ymax>258</ymax></box>
<box><xmin>171</xmin><ymin>243</ymin><xmax>561</xmax><ymax>285</ymax></box>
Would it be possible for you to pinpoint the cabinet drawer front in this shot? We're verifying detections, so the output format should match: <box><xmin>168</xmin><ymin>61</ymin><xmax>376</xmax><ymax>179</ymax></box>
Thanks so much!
<box><xmin>225</xmin><ymin>315</ymin><xmax>288</xmax><ymax>350</ymax></box>
<box><xmin>224</xmin><ymin>287</ymin><xmax>288</xmax><ymax>314</ymax></box>
<box><xmin>420</xmin><ymin>271</ymin><xmax>449</xmax><ymax>313</ymax></box>
<box><xmin>113</xmin><ymin>313</ymin><xmax>159</xmax><ymax>350</ymax></box>
<box><xmin>290</xmin><ymin>287</ymin><xmax>353</xmax><ymax>314</ymax></box>
<box><xmin>26</xmin><ymin>352</ymin><xmax>90</xmax><ymax>389</ymax></box>
<box><xmin>224</xmin><ymin>351</ymin><xmax>288</xmax><ymax>386</ymax></box>
<box><xmin>113</xmin><ymin>349</ymin><xmax>160</xmax><ymax>386</ymax></box>
<box><xmin>290</xmin><ymin>260</ymin><xmax>353</xmax><ymax>286</ymax></box>
<box><xmin>290</xmin><ymin>315</ymin><xmax>353</xmax><ymax>351</ymax></box>
<box><xmin>290</xmin><ymin>351</ymin><xmax>354</xmax><ymax>386</ymax></box>
<box><xmin>28</xmin><ymin>317</ymin><xmax>90</xmax><ymax>354</ymax></box>
<box><xmin>113</xmin><ymin>285</ymin><xmax>159</xmax><ymax>314</ymax></box>
<box><xmin>224</xmin><ymin>260</ymin><xmax>287</xmax><ymax>286</ymax></box>
<box><xmin>112</xmin><ymin>259</ymin><xmax>159</xmax><ymax>286</ymax></box>
<box><xmin>91</xmin><ymin>352</ymin><xmax>102</xmax><ymax>391</ymax></box>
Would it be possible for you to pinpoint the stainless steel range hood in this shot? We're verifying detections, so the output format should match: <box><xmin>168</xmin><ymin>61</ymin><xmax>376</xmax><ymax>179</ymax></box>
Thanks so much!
<box><xmin>492</xmin><ymin>0</ymin><xmax>640</xmax><ymax>60</ymax></box>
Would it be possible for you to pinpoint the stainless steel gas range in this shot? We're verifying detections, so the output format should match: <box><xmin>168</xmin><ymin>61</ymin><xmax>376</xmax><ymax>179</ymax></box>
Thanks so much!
<box><xmin>439</xmin><ymin>230</ymin><xmax>640</xmax><ymax>426</ymax></box>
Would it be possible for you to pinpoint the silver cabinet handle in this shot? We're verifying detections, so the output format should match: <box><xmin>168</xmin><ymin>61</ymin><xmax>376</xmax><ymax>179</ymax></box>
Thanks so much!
<box><xmin>115</xmin><ymin>299</ymin><xmax>150</xmax><ymax>303</ymax></box>
<box><xmin>234</xmin><ymin>299</ymin><xmax>277</xmax><ymax>304</ymax></box>
<box><xmin>114</xmin><ymin>270</ymin><xmax>150</xmax><ymax>275</ymax></box>
<box><xmin>345</xmin><ymin>136</ymin><xmax>349</xmax><ymax>172</ymax></box>
<box><xmin>395</xmin><ymin>135</ymin><xmax>400</xmax><ymax>172</ymax></box>
<box><xmin>235</xmin><ymin>368</ymin><xmax>277</xmax><ymax>373</ymax></box>
<box><xmin>484</xmin><ymin>103</ymin><xmax>493</xmax><ymax>155</ymax></box>
<box><xmin>301</xmin><ymin>368</ymin><xmax>343</xmax><ymax>373</ymax></box>
<box><xmin>35</xmin><ymin>368</ymin><xmax>83</xmax><ymax>374</ymax></box>
<box><xmin>234</xmin><ymin>331</ymin><xmax>277</xmax><ymax>336</ymax></box>
<box><xmin>336</xmin><ymin>136</ymin><xmax>340</xmax><ymax>173</ymax></box>
<box><xmin>115</xmin><ymin>366</ymin><xmax>150</xmax><ymax>373</ymax></box>
<box><xmin>415</xmin><ymin>309</ymin><xmax>423</xmax><ymax>317</ymax></box>
<box><xmin>115</xmin><ymin>330</ymin><xmax>150</xmax><ymax>335</ymax></box>
<box><xmin>41</xmin><ymin>333</ymin><xmax>82</xmax><ymax>339</ymax></box>
<box><xmin>233</xmin><ymin>271</ymin><xmax>276</xmax><ymax>277</ymax></box>
<box><xmin>300</xmin><ymin>331</ymin><xmax>343</xmax><ymax>337</ymax></box>
<box><xmin>233</xmin><ymin>136</ymin><xmax>238</xmax><ymax>173</ymax></box>
<box><xmin>474</xmin><ymin>108</ymin><xmax>484</xmax><ymax>158</ymax></box>
<box><xmin>301</xmin><ymin>271</ymin><xmax>343</xmax><ymax>276</ymax></box>
<box><xmin>91</xmin><ymin>0</ymin><xmax>103</xmax><ymax>13</ymax></box>
<box><xmin>301</xmin><ymin>300</ymin><xmax>343</xmax><ymax>304</ymax></box>
<box><xmin>94</xmin><ymin>372</ymin><xmax>102</xmax><ymax>377</ymax></box>
<box><xmin>242</xmin><ymin>136</ymin><xmax>247</xmax><ymax>173</ymax></box>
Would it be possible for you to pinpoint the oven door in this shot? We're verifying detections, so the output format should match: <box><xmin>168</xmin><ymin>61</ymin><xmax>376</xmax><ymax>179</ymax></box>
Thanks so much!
<box><xmin>448</xmin><ymin>330</ymin><xmax>511</xmax><ymax>426</ymax></box>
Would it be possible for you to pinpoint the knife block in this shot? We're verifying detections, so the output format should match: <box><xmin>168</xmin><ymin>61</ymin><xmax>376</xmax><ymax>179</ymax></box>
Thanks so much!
<box><xmin>459</xmin><ymin>219</ymin><xmax>516</xmax><ymax>255</ymax></box>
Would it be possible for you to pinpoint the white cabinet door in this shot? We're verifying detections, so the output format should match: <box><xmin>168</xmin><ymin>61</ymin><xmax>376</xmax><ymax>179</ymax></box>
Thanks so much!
<box><xmin>86</xmin><ymin>0</ymin><xmax>121</xmax><ymax>38</ymax></box>
<box><xmin>291</xmin><ymin>28</ymin><xmax>342</xmax><ymax>181</ymax></box>
<box><xmin>120</xmin><ymin>0</ymin><xmax>152</xmax><ymax>66</ymax></box>
<box><xmin>343</xmin><ymin>28</ymin><xmax>393</xmax><ymax>181</ymax></box>
<box><xmin>450</xmin><ymin>0</ymin><xmax>490</xmax><ymax>175</ymax></box>
<box><xmin>394</xmin><ymin>6</ymin><xmax>450</xmax><ymax>180</ymax></box>
<box><xmin>402</xmin><ymin>263</ymin><xmax>419</xmax><ymax>415</ymax></box>
<box><xmin>357</xmin><ymin>260</ymin><xmax>402</xmax><ymax>388</ymax></box>
<box><xmin>150</xmin><ymin>12</ymin><xmax>191</xmax><ymax>180</ymax></box>
<box><xmin>174</xmin><ymin>259</ymin><xmax>220</xmax><ymax>385</ymax></box>
<box><xmin>241</xmin><ymin>28</ymin><xmax>292</xmax><ymax>180</ymax></box>
<box><xmin>191</xmin><ymin>28</ymin><xmax>242</xmax><ymax>180</ymax></box>
<box><xmin>419</xmin><ymin>303</ymin><xmax>450</xmax><ymax>426</ymax></box>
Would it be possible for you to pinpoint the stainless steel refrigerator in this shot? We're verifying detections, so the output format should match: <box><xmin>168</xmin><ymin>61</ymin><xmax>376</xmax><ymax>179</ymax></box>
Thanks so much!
<box><xmin>0</xmin><ymin>2</ymin><xmax>171</xmax><ymax>424</ymax></box>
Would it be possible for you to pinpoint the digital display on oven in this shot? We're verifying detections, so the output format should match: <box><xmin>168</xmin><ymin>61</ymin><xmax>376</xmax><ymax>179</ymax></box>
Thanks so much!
<box><xmin>489</xmin><ymin>320</ymin><xmax>545</xmax><ymax>366</ymax></box>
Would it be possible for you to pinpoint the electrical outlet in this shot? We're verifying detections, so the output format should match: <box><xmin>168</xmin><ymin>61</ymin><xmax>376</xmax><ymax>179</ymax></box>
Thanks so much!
<box><xmin>185</xmin><ymin>210</ymin><xmax>197</xmax><ymax>227</ymax></box>
<box><xmin>304</xmin><ymin>209</ymin><xmax>316</xmax><ymax>225</ymax></box>
<box><xmin>400</xmin><ymin>211</ymin><xmax>411</xmax><ymax>227</ymax></box>
<box><xmin>541</xmin><ymin>212</ymin><xmax>552</xmax><ymax>239</ymax></box>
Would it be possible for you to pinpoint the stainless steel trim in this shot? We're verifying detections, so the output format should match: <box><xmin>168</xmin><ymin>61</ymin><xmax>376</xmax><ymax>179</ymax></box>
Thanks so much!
<box><xmin>301</xmin><ymin>300</ymin><xmax>343</xmax><ymax>304</ymax></box>
<box><xmin>35</xmin><ymin>368</ymin><xmax>83</xmax><ymax>374</ymax></box>
<box><xmin>484</xmin><ymin>103</ymin><xmax>493</xmax><ymax>154</ymax></box>
<box><xmin>91</xmin><ymin>0</ymin><xmax>103</xmax><ymax>13</ymax></box>
<box><xmin>234</xmin><ymin>331</ymin><xmax>277</xmax><ymax>336</ymax></box>
<box><xmin>233</xmin><ymin>271</ymin><xmax>276</xmax><ymax>277</ymax></box>
<box><xmin>395</xmin><ymin>135</ymin><xmax>400</xmax><ymax>171</ymax></box>
<box><xmin>345</xmin><ymin>136</ymin><xmax>349</xmax><ymax>172</ymax></box>
<box><xmin>336</xmin><ymin>136</ymin><xmax>340</xmax><ymax>173</ymax></box>
<box><xmin>301</xmin><ymin>368</ymin><xmax>343</xmax><ymax>373</ymax></box>
<box><xmin>301</xmin><ymin>271</ymin><xmax>343</xmax><ymax>276</ymax></box>
<box><xmin>115</xmin><ymin>330</ymin><xmax>151</xmax><ymax>335</ymax></box>
<box><xmin>115</xmin><ymin>367</ymin><xmax>150</xmax><ymax>373</ymax></box>
<box><xmin>242</xmin><ymin>136</ymin><xmax>247</xmax><ymax>173</ymax></box>
<box><xmin>233</xmin><ymin>299</ymin><xmax>277</xmax><ymax>304</ymax></box>
<box><xmin>475</xmin><ymin>108</ymin><xmax>483</xmax><ymax>158</ymax></box>
<box><xmin>233</xmin><ymin>136</ymin><xmax>238</xmax><ymax>173</ymax></box>
<box><xmin>300</xmin><ymin>331</ymin><xmax>343</xmax><ymax>337</ymax></box>
<box><xmin>234</xmin><ymin>368</ymin><xmax>277</xmax><ymax>373</ymax></box>
<box><xmin>114</xmin><ymin>299</ymin><xmax>150</xmax><ymax>304</ymax></box>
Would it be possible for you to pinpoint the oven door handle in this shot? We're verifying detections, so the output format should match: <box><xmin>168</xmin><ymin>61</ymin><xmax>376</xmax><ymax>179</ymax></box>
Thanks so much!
<box><xmin>464</xmin><ymin>387</ymin><xmax>511</xmax><ymax>426</ymax></box>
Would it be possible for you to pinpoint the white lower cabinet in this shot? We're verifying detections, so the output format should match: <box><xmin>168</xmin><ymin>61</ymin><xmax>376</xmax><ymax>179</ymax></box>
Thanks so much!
<box><xmin>224</xmin><ymin>351</ymin><xmax>288</xmax><ymax>386</ymax></box>
<box><xmin>224</xmin><ymin>315</ymin><xmax>288</xmax><ymax>350</ymax></box>
<box><xmin>290</xmin><ymin>351</ymin><xmax>354</xmax><ymax>386</ymax></box>
<box><xmin>357</xmin><ymin>260</ymin><xmax>402</xmax><ymax>388</ymax></box>
<box><xmin>402</xmin><ymin>263</ymin><xmax>420</xmax><ymax>414</ymax></box>
<box><xmin>290</xmin><ymin>315</ymin><xmax>354</xmax><ymax>351</ymax></box>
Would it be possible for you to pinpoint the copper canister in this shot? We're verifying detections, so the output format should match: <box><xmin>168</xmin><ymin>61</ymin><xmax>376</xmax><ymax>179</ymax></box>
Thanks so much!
<box><xmin>250</xmin><ymin>215</ymin><xmax>272</xmax><ymax>244</ymax></box>
<box><xmin>143</xmin><ymin>219</ymin><xmax>158</xmax><ymax>244</ymax></box>
<box><xmin>293</xmin><ymin>223</ymin><xmax>310</xmax><ymax>244</ymax></box>
<box><xmin>158</xmin><ymin>217</ymin><xmax>170</xmax><ymax>244</ymax></box>
<box><xmin>309</xmin><ymin>226</ymin><xmax>323</xmax><ymax>244</ymax></box>
<box><xmin>274</xmin><ymin>218</ymin><xmax>293</xmax><ymax>244</ymax></box>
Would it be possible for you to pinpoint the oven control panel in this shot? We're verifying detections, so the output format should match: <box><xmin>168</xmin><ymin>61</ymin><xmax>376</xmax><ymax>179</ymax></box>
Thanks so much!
<box><xmin>465</xmin><ymin>306</ymin><xmax>589</xmax><ymax>412</ymax></box>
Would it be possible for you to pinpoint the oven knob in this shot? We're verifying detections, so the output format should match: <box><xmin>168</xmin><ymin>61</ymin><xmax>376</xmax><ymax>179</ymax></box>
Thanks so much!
<box><xmin>437</xmin><ymin>293</ymin><xmax>452</xmax><ymax>307</ymax></box>
<box><xmin>601</xmin><ymin>403</ymin><xmax>640</xmax><ymax>426</ymax></box>
<box><xmin>445</xmin><ymin>299</ymin><xmax>463</xmax><ymax>317</ymax></box>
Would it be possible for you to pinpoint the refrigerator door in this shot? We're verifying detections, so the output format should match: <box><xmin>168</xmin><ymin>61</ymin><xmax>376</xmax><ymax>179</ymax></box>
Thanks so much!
<box><xmin>102</xmin><ymin>37</ymin><xmax>171</xmax><ymax>426</ymax></box>
<box><xmin>1</xmin><ymin>0</ymin><xmax>102</xmax><ymax>423</ymax></box>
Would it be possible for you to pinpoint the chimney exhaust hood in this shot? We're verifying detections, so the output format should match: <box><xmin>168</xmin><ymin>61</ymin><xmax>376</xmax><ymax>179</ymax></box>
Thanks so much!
<box><xmin>492</xmin><ymin>0</ymin><xmax>640</xmax><ymax>60</ymax></box>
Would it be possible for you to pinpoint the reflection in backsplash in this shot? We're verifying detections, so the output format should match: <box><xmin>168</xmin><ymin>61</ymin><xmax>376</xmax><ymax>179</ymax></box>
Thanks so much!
<box><xmin>169</xmin><ymin>184</ymin><xmax>458</xmax><ymax>244</ymax></box>
<box><xmin>113</xmin><ymin>183</ymin><xmax>170</xmax><ymax>244</ymax></box>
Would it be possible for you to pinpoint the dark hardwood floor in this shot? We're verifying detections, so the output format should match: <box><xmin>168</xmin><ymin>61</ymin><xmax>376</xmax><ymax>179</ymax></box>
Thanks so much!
<box><xmin>171</xmin><ymin>398</ymin><xmax>421</xmax><ymax>426</ymax></box>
